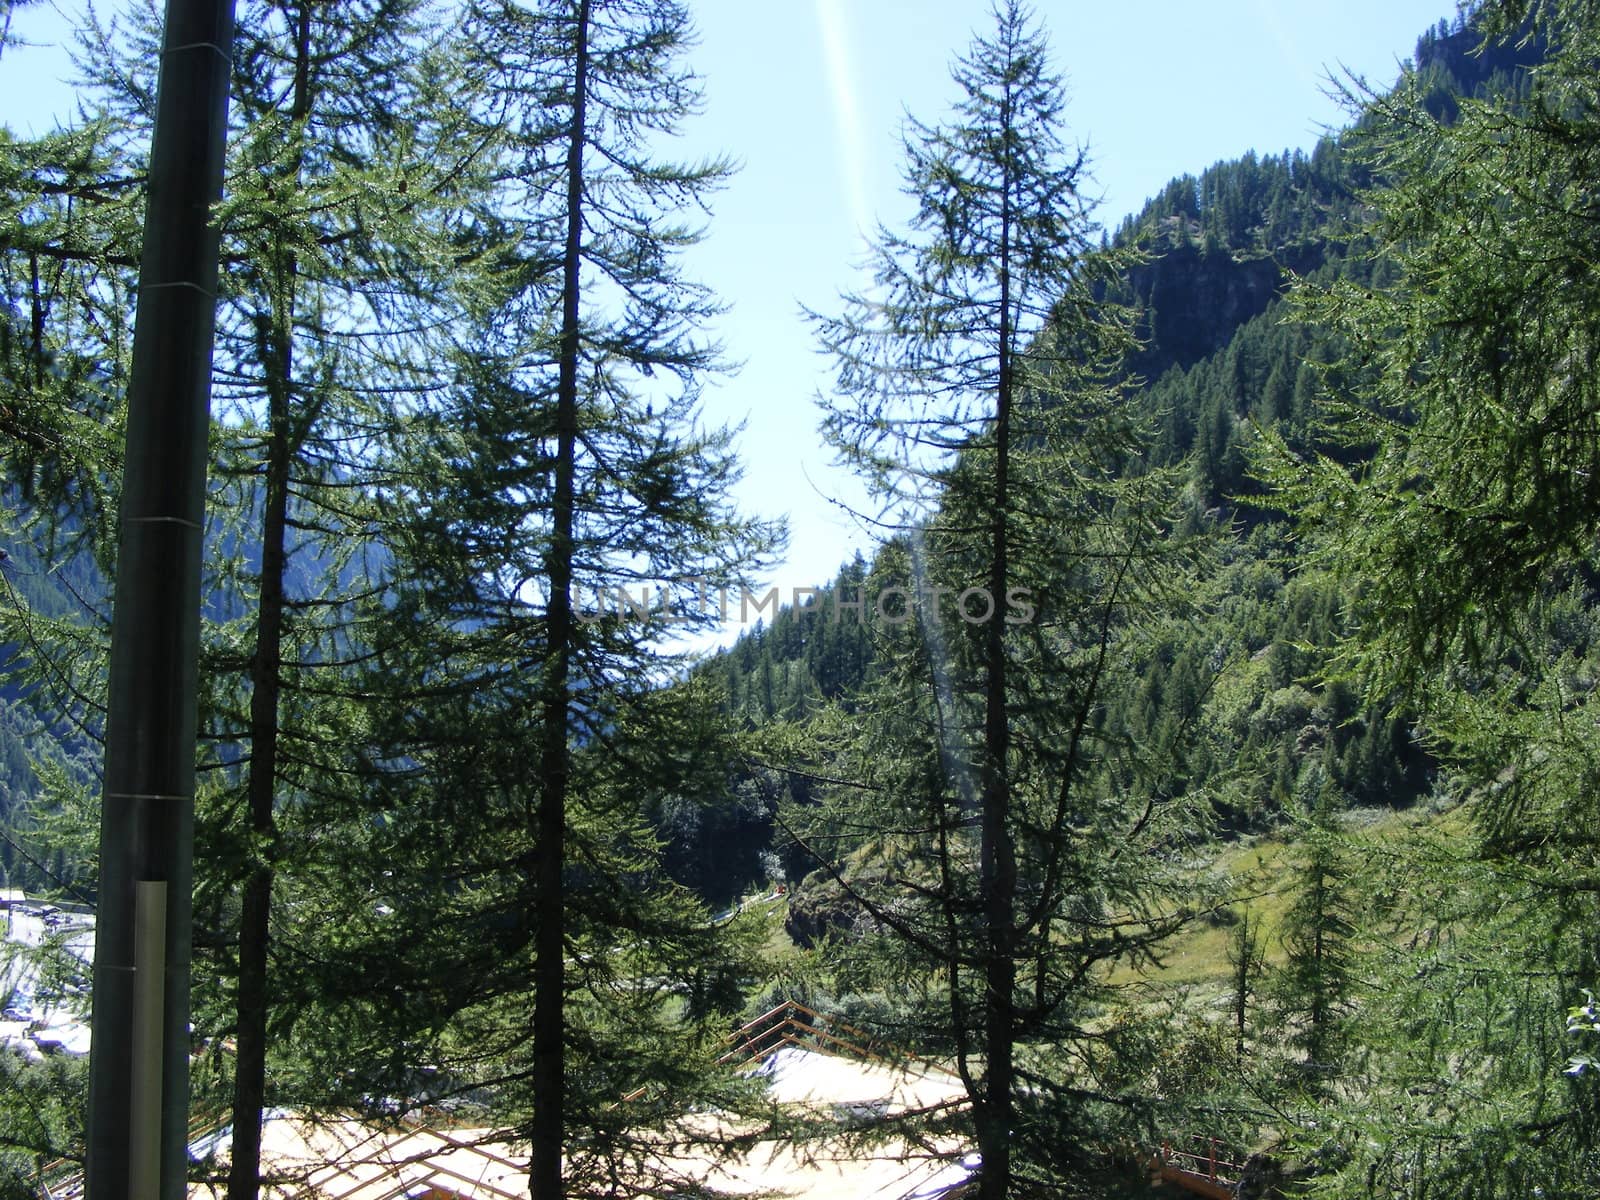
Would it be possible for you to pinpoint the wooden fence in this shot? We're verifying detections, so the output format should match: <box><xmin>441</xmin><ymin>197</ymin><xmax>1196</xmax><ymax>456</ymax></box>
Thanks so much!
<box><xmin>1152</xmin><ymin>1135</ymin><xmax>1244</xmax><ymax>1199</ymax></box>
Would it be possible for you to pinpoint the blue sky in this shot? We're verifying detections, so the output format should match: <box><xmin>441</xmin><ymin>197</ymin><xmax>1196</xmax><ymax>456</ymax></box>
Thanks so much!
<box><xmin>675</xmin><ymin>0</ymin><xmax>1453</xmax><ymax>631</ymax></box>
<box><xmin>1</xmin><ymin>0</ymin><xmax>1454</xmax><ymax>640</ymax></box>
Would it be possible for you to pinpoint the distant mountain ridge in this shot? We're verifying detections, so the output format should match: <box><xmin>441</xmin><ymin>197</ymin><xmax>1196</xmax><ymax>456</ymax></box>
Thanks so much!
<box><xmin>683</xmin><ymin>8</ymin><xmax>1541</xmax><ymax>906</ymax></box>
<box><xmin>0</xmin><ymin>477</ymin><xmax>391</xmax><ymax>892</ymax></box>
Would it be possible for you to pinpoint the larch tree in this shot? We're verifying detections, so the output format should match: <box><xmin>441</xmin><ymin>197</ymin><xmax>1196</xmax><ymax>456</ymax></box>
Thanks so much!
<box><xmin>27</xmin><ymin>0</ymin><xmax>504</xmax><ymax>1193</ymax></box>
<box><xmin>328</xmin><ymin>0</ymin><xmax>781</xmax><ymax>1196</ymax></box>
<box><xmin>803</xmin><ymin>3</ymin><xmax>1203</xmax><ymax>1197</ymax></box>
<box><xmin>1227</xmin><ymin>906</ymin><xmax>1262</xmax><ymax>1067</ymax></box>
<box><xmin>207</xmin><ymin>5</ymin><xmax>502</xmax><ymax>1191</ymax></box>
<box><xmin>1268</xmin><ymin>0</ymin><xmax>1600</xmax><ymax>1192</ymax></box>
<box><xmin>4</xmin><ymin>1</ymin><xmax>770</xmax><ymax>1194</ymax></box>
<box><xmin>1271</xmin><ymin>798</ymin><xmax>1355</xmax><ymax>1078</ymax></box>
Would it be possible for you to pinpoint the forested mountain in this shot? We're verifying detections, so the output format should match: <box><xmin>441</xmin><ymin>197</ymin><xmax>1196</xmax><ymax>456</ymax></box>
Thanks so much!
<box><xmin>684</xmin><ymin>7</ymin><xmax>1600</xmax><ymax>1196</ymax></box>
<box><xmin>685</xmin><ymin>15</ymin><xmax>1548</xmax><ymax>911</ymax></box>
<box><xmin>690</xmin><ymin>5</ymin><xmax>1600</xmax><ymax>1195</ymax></box>
<box><xmin>4</xmin><ymin>1</ymin><xmax>1600</xmax><ymax>1198</ymax></box>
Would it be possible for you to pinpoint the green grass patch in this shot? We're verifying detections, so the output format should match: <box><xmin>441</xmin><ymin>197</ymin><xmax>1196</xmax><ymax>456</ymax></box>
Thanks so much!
<box><xmin>1111</xmin><ymin>804</ymin><xmax>1444</xmax><ymax>989</ymax></box>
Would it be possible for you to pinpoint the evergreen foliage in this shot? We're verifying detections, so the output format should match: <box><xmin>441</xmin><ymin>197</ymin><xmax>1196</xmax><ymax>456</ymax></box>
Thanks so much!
<box><xmin>5</xmin><ymin>0</ymin><xmax>1600</xmax><ymax>1196</ymax></box>
<box><xmin>799</xmin><ymin>5</ymin><xmax>1208</xmax><ymax>1196</ymax></box>
<box><xmin>306</xmin><ymin>1</ymin><xmax>782</xmax><ymax>1195</ymax></box>
<box><xmin>1271</xmin><ymin>798</ymin><xmax>1355</xmax><ymax>1076</ymax></box>
<box><xmin>1227</xmin><ymin>906</ymin><xmax>1262</xmax><ymax>1066</ymax></box>
<box><xmin>1259</xmin><ymin>0</ymin><xmax>1600</xmax><ymax>1192</ymax></box>
<box><xmin>0</xmin><ymin>1048</ymin><xmax>84</xmax><ymax>1196</ymax></box>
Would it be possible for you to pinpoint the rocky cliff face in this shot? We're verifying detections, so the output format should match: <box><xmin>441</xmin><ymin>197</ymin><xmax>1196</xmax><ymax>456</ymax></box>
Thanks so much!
<box><xmin>1122</xmin><ymin>237</ymin><xmax>1326</xmax><ymax>383</ymax></box>
<box><xmin>784</xmin><ymin>865</ymin><xmax>887</xmax><ymax>950</ymax></box>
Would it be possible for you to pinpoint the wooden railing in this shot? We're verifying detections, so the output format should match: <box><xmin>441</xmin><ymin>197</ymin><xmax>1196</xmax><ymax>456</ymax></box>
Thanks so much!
<box><xmin>1152</xmin><ymin>1135</ymin><xmax>1243</xmax><ymax>1200</ymax></box>
<box><xmin>718</xmin><ymin>999</ymin><xmax>878</xmax><ymax>1065</ymax></box>
<box><xmin>717</xmin><ymin>999</ymin><xmax>961</xmax><ymax>1083</ymax></box>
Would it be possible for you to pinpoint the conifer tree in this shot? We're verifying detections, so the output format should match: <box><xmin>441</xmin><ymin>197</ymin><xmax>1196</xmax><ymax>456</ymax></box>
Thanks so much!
<box><xmin>803</xmin><ymin>4</ymin><xmax>1200</xmax><ymax>1196</ymax></box>
<box><xmin>6</xmin><ymin>2</ymin><xmax>504</xmax><ymax>1192</ymax></box>
<box><xmin>338</xmin><ymin>1</ymin><xmax>779</xmax><ymax>1195</ymax></box>
<box><xmin>195</xmin><ymin>5</ymin><xmax>502</xmax><ymax>1189</ymax></box>
<box><xmin>1268</xmin><ymin>0</ymin><xmax>1600</xmax><ymax>1191</ymax></box>
<box><xmin>1228</xmin><ymin>907</ymin><xmax>1262</xmax><ymax>1066</ymax></box>
<box><xmin>1272</xmin><ymin>798</ymin><xmax>1354</xmax><ymax>1076</ymax></box>
<box><xmin>10</xmin><ymin>2</ymin><xmax>768</xmax><ymax>1196</ymax></box>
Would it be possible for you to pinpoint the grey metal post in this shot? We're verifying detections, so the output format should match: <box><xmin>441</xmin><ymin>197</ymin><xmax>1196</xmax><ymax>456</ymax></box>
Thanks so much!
<box><xmin>84</xmin><ymin>0</ymin><xmax>235</xmax><ymax>1192</ymax></box>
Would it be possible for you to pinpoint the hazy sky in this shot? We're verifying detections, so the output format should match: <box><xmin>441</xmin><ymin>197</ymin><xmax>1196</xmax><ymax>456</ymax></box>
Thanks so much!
<box><xmin>674</xmin><ymin>0</ymin><xmax>1453</xmax><ymax>632</ymax></box>
<box><xmin>1</xmin><ymin>0</ymin><xmax>1455</xmax><ymax>641</ymax></box>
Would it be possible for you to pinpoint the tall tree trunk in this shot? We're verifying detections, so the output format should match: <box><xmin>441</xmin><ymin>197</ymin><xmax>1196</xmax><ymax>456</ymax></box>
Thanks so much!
<box><xmin>227</xmin><ymin>7</ymin><xmax>312</xmax><ymax>1196</ymax></box>
<box><xmin>225</xmin><ymin>349</ymin><xmax>290</xmax><ymax>1200</ymax></box>
<box><xmin>977</xmin><ymin>109</ymin><xmax>1016</xmax><ymax>1200</ymax></box>
<box><xmin>532</xmin><ymin>1</ymin><xmax>590</xmax><ymax>1195</ymax></box>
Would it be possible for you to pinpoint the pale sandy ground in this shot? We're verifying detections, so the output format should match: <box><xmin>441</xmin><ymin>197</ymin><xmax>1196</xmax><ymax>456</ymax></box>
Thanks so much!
<box><xmin>165</xmin><ymin>1047</ymin><xmax>977</xmax><ymax>1200</ymax></box>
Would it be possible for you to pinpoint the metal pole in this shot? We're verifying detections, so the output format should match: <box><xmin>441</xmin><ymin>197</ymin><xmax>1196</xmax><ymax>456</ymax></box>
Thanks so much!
<box><xmin>84</xmin><ymin>0</ymin><xmax>235</xmax><ymax>1190</ymax></box>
